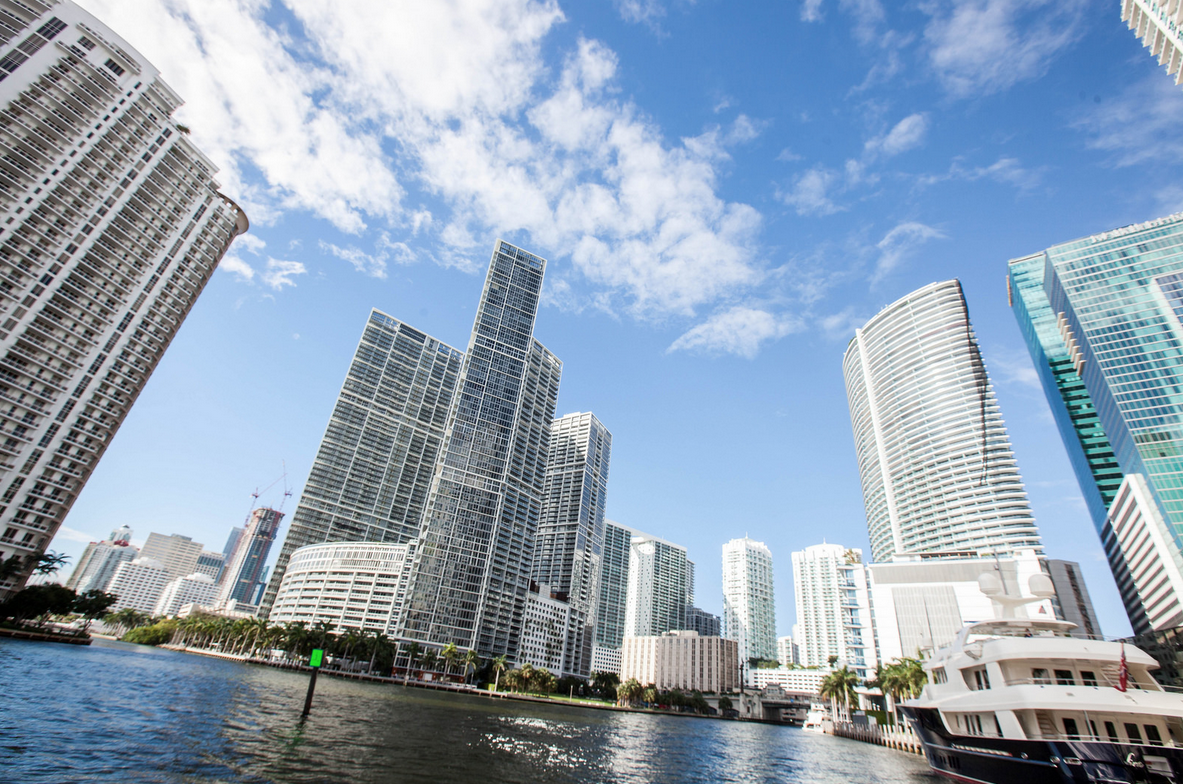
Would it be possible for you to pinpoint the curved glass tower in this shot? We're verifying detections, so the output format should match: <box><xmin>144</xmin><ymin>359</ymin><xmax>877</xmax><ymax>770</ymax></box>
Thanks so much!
<box><xmin>843</xmin><ymin>279</ymin><xmax>1043</xmax><ymax>562</ymax></box>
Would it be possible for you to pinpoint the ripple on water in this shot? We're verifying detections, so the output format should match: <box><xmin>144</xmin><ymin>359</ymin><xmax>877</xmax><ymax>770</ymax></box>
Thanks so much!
<box><xmin>1</xmin><ymin>638</ymin><xmax>937</xmax><ymax>784</ymax></box>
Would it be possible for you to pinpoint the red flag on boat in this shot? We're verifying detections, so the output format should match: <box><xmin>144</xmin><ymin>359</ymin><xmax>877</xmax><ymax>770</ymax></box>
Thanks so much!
<box><xmin>1117</xmin><ymin>643</ymin><xmax>1128</xmax><ymax>692</ymax></box>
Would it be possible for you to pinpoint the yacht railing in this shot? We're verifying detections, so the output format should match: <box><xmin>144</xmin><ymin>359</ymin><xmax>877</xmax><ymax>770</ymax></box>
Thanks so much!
<box><xmin>1002</xmin><ymin>676</ymin><xmax>1183</xmax><ymax>694</ymax></box>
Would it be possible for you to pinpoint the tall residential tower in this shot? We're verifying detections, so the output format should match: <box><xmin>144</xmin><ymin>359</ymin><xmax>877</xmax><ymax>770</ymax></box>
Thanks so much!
<box><xmin>623</xmin><ymin>532</ymin><xmax>693</xmax><ymax>638</ymax></box>
<box><xmin>0</xmin><ymin>1</ymin><xmax>248</xmax><ymax>598</ymax></box>
<box><xmin>721</xmin><ymin>536</ymin><xmax>776</xmax><ymax>666</ymax></box>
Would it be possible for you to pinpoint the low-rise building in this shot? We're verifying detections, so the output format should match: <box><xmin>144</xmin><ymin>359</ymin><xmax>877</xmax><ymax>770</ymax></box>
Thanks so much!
<box><xmin>154</xmin><ymin>573</ymin><xmax>218</xmax><ymax>617</ymax></box>
<box><xmin>777</xmin><ymin>635</ymin><xmax>799</xmax><ymax>667</ymax></box>
<box><xmin>591</xmin><ymin>645</ymin><xmax>623</xmax><ymax>676</ymax></box>
<box><xmin>620</xmin><ymin>631</ymin><xmax>738</xmax><ymax>693</ymax></box>
<box><xmin>268</xmin><ymin>542</ymin><xmax>409</xmax><ymax>634</ymax></box>
<box><xmin>748</xmin><ymin>667</ymin><xmax>829</xmax><ymax>694</ymax></box>
<box><xmin>194</xmin><ymin>551</ymin><xmax>226</xmax><ymax>583</ymax></box>
<box><xmin>107</xmin><ymin>558</ymin><xmax>171</xmax><ymax>614</ymax></box>
<box><xmin>519</xmin><ymin>584</ymin><xmax>569</xmax><ymax>674</ymax></box>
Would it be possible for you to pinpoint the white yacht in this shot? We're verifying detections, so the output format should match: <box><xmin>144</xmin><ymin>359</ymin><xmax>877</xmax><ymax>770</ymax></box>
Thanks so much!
<box><xmin>901</xmin><ymin>573</ymin><xmax>1183</xmax><ymax>783</ymax></box>
<box><xmin>802</xmin><ymin>702</ymin><xmax>830</xmax><ymax>733</ymax></box>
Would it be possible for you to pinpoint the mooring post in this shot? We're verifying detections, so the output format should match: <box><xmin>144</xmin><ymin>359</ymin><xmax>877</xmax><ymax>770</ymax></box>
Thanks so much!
<box><xmin>303</xmin><ymin>648</ymin><xmax>324</xmax><ymax>717</ymax></box>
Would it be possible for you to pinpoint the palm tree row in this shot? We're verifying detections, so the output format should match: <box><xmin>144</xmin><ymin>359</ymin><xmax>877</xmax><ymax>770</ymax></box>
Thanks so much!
<box><xmin>819</xmin><ymin>665</ymin><xmax>861</xmax><ymax>722</ymax></box>
<box><xmin>499</xmin><ymin>662</ymin><xmax>557</xmax><ymax>694</ymax></box>
<box><xmin>871</xmin><ymin>656</ymin><xmax>927</xmax><ymax>724</ymax></box>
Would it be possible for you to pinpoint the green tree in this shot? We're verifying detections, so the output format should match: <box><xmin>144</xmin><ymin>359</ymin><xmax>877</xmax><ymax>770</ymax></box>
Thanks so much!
<box><xmin>463</xmin><ymin>649</ymin><xmax>481</xmax><ymax>684</ymax></box>
<box><xmin>441</xmin><ymin>643</ymin><xmax>462</xmax><ymax>679</ymax></box>
<box><xmin>122</xmin><ymin>618</ymin><xmax>178</xmax><ymax>646</ymax></box>
<box><xmin>1</xmin><ymin>584</ymin><xmax>76</xmax><ymax>626</ymax></box>
<box><xmin>718</xmin><ymin>695</ymin><xmax>733</xmax><ymax>713</ymax></box>
<box><xmin>72</xmin><ymin>590</ymin><xmax>117</xmax><ymax>632</ymax></box>
<box><xmin>618</xmin><ymin>678</ymin><xmax>642</xmax><ymax>707</ymax></box>
<box><xmin>403</xmin><ymin>641</ymin><xmax>422</xmax><ymax>685</ymax></box>
<box><xmin>491</xmin><ymin>654</ymin><xmax>508</xmax><ymax>691</ymax></box>
<box><xmin>820</xmin><ymin>666</ymin><xmax>861</xmax><ymax>722</ymax></box>
<box><xmin>641</xmin><ymin>686</ymin><xmax>658</xmax><ymax>706</ymax></box>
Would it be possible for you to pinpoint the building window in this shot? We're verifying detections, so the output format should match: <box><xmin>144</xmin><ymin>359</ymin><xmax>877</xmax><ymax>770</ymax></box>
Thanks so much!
<box><xmin>104</xmin><ymin>59</ymin><xmax>124</xmax><ymax>77</ymax></box>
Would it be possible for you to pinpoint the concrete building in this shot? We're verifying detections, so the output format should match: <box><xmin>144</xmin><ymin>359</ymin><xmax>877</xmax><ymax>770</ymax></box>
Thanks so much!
<box><xmin>624</xmin><ymin>532</ymin><xmax>693</xmax><ymax>639</ymax></box>
<box><xmin>1008</xmin><ymin>220</ymin><xmax>1183</xmax><ymax>634</ymax></box>
<box><xmin>792</xmin><ymin>544</ymin><xmax>877</xmax><ymax>679</ymax></box>
<box><xmin>398</xmin><ymin>241</ymin><xmax>562</xmax><ymax>663</ymax></box>
<box><xmin>0</xmin><ymin>1</ymin><xmax>249</xmax><ymax>599</ymax></box>
<box><xmin>591</xmin><ymin>646</ymin><xmax>622</xmax><ymax>676</ymax></box>
<box><xmin>219</xmin><ymin>507</ymin><xmax>281</xmax><ymax>607</ymax></box>
<box><xmin>268</xmin><ymin>542</ymin><xmax>410</xmax><ymax>634</ymax></box>
<box><xmin>687</xmin><ymin>606</ymin><xmax>721</xmax><ymax>638</ymax></box>
<box><xmin>867</xmin><ymin>551</ymin><xmax>1060</xmax><ymax>664</ymax></box>
<box><xmin>777</xmin><ymin>635</ymin><xmax>799</xmax><ymax>667</ymax></box>
<box><xmin>620</xmin><ymin>631</ymin><xmax>739</xmax><ymax>693</ymax></box>
<box><xmin>153</xmin><ymin>572</ymin><xmax>217</xmax><ymax>617</ymax></box>
<box><xmin>1046</xmin><ymin>559</ymin><xmax>1102</xmax><ymax>640</ymax></box>
<box><xmin>65</xmin><ymin>534</ymin><xmax>135</xmax><ymax>593</ymax></box>
<box><xmin>194</xmin><ymin>551</ymin><xmax>224</xmax><ymax>582</ymax></box>
<box><xmin>721</xmin><ymin>536</ymin><xmax>776</xmax><ymax>667</ymax></box>
<box><xmin>749</xmin><ymin>667</ymin><xmax>829</xmax><ymax>694</ymax></box>
<box><xmin>259</xmin><ymin>309</ymin><xmax>463</xmax><ymax>617</ymax></box>
<box><xmin>1122</xmin><ymin>0</ymin><xmax>1183</xmax><ymax>87</ymax></box>
<box><xmin>594</xmin><ymin>519</ymin><xmax>641</xmax><ymax>663</ymax></box>
<box><xmin>518</xmin><ymin>584</ymin><xmax>570</xmax><ymax>675</ymax></box>
<box><xmin>844</xmin><ymin>279</ymin><xmax>1043</xmax><ymax>562</ymax></box>
<box><xmin>531</xmin><ymin>411</ymin><xmax>612</xmax><ymax>678</ymax></box>
<box><xmin>106</xmin><ymin>557</ymin><xmax>170</xmax><ymax>614</ymax></box>
<box><xmin>139</xmin><ymin>534</ymin><xmax>204</xmax><ymax>581</ymax></box>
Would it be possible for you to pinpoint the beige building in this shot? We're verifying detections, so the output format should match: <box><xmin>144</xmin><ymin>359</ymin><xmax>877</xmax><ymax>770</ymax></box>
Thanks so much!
<box><xmin>139</xmin><ymin>534</ymin><xmax>205</xmax><ymax>581</ymax></box>
<box><xmin>620</xmin><ymin>631</ymin><xmax>739</xmax><ymax>693</ymax></box>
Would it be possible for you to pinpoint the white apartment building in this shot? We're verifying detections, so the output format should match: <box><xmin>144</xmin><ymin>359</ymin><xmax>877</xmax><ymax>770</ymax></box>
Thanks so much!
<box><xmin>591</xmin><ymin>645</ymin><xmax>622</xmax><ymax>676</ymax></box>
<box><xmin>1123</xmin><ymin>0</ymin><xmax>1183</xmax><ymax>87</ymax></box>
<box><xmin>776</xmin><ymin>635</ymin><xmax>798</xmax><ymax>667</ymax></box>
<box><xmin>748</xmin><ymin>667</ymin><xmax>829</xmax><ymax>695</ymax></box>
<box><xmin>721</xmin><ymin>536</ymin><xmax>776</xmax><ymax>667</ymax></box>
<box><xmin>65</xmin><ymin>536</ymin><xmax>134</xmax><ymax>593</ymax></box>
<box><xmin>153</xmin><ymin>572</ymin><xmax>216</xmax><ymax>617</ymax></box>
<box><xmin>624</xmin><ymin>533</ymin><xmax>692</xmax><ymax>638</ymax></box>
<box><xmin>518</xmin><ymin>584</ymin><xmax>569</xmax><ymax>674</ymax></box>
<box><xmin>106</xmin><ymin>557</ymin><xmax>170</xmax><ymax>614</ymax></box>
<box><xmin>1104</xmin><ymin>473</ymin><xmax>1183</xmax><ymax>631</ymax></box>
<box><xmin>843</xmin><ymin>280</ymin><xmax>1042</xmax><ymax>562</ymax></box>
<box><xmin>194</xmin><ymin>551</ymin><xmax>224</xmax><ymax>582</ymax></box>
<box><xmin>620</xmin><ymin>631</ymin><xmax>739</xmax><ymax>693</ymax></box>
<box><xmin>0</xmin><ymin>1</ymin><xmax>248</xmax><ymax>599</ymax></box>
<box><xmin>268</xmin><ymin>542</ymin><xmax>410</xmax><ymax>634</ymax></box>
<box><xmin>792</xmin><ymin>543</ymin><xmax>877</xmax><ymax>679</ymax></box>
<box><xmin>139</xmin><ymin>533</ymin><xmax>203</xmax><ymax>581</ymax></box>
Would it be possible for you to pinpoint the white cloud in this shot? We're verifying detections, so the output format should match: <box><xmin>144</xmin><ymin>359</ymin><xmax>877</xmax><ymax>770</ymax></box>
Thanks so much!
<box><xmin>801</xmin><ymin>0</ymin><xmax>825</xmax><ymax>22</ymax></box>
<box><xmin>873</xmin><ymin>222</ymin><xmax>945</xmax><ymax>283</ymax></box>
<box><xmin>986</xmin><ymin>347</ymin><xmax>1041</xmax><ymax>390</ymax></box>
<box><xmin>1077</xmin><ymin>74</ymin><xmax>1183</xmax><ymax>167</ymax></box>
<box><xmin>55</xmin><ymin>526</ymin><xmax>99</xmax><ymax>544</ymax></box>
<box><xmin>776</xmin><ymin>147</ymin><xmax>803</xmax><ymax>162</ymax></box>
<box><xmin>218</xmin><ymin>254</ymin><xmax>256</xmax><ymax>283</ymax></box>
<box><xmin>781</xmin><ymin>166</ymin><xmax>844</xmax><ymax>216</ymax></box>
<box><xmin>922</xmin><ymin>0</ymin><xmax>1087</xmax><ymax>97</ymax></box>
<box><xmin>261</xmin><ymin>259</ymin><xmax>308</xmax><ymax>290</ymax></box>
<box><xmin>820</xmin><ymin>306</ymin><xmax>871</xmax><ymax>341</ymax></box>
<box><xmin>617</xmin><ymin>0</ymin><xmax>667</xmax><ymax>25</ymax></box>
<box><xmin>865</xmin><ymin>113</ymin><xmax>928</xmax><ymax>157</ymax></box>
<box><xmin>320</xmin><ymin>234</ymin><xmax>416</xmax><ymax>279</ymax></box>
<box><xmin>920</xmin><ymin>156</ymin><xmax>1043</xmax><ymax>191</ymax></box>
<box><xmin>668</xmin><ymin>306</ymin><xmax>803</xmax><ymax>358</ymax></box>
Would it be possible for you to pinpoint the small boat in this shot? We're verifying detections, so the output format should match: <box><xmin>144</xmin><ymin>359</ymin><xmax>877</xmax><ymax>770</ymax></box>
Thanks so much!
<box><xmin>901</xmin><ymin>572</ymin><xmax>1183</xmax><ymax>783</ymax></box>
<box><xmin>802</xmin><ymin>702</ymin><xmax>830</xmax><ymax>733</ymax></box>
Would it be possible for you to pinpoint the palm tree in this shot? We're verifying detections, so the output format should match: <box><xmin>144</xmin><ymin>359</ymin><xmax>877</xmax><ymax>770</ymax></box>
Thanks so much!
<box><xmin>368</xmin><ymin>632</ymin><xmax>392</xmax><ymax>675</ymax></box>
<box><xmin>519</xmin><ymin>662</ymin><xmax>535</xmax><ymax>692</ymax></box>
<box><xmin>492</xmin><ymin>655</ymin><xmax>508</xmax><ymax>691</ymax></box>
<box><xmin>440</xmin><ymin>643</ymin><xmax>461</xmax><ymax>681</ymax></box>
<box><xmin>820</xmin><ymin>666</ymin><xmax>861</xmax><ymax>722</ymax></box>
<box><xmin>463</xmin><ymin>649</ymin><xmax>480</xmax><ymax>685</ymax></box>
<box><xmin>419</xmin><ymin>646</ymin><xmax>438</xmax><ymax>677</ymax></box>
<box><xmin>618</xmin><ymin>678</ymin><xmax>642</xmax><ymax>707</ymax></box>
<box><xmin>641</xmin><ymin>686</ymin><xmax>657</xmax><ymax>706</ymax></box>
<box><xmin>404</xmin><ymin>642</ymin><xmax>422</xmax><ymax>685</ymax></box>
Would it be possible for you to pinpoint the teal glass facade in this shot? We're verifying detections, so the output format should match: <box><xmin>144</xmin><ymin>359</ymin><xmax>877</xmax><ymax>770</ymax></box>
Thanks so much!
<box><xmin>1009</xmin><ymin>214</ymin><xmax>1183</xmax><ymax>633</ymax></box>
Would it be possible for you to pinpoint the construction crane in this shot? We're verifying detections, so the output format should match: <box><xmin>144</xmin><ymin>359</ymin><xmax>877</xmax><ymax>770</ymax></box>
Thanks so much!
<box><xmin>243</xmin><ymin>461</ymin><xmax>292</xmax><ymax>524</ymax></box>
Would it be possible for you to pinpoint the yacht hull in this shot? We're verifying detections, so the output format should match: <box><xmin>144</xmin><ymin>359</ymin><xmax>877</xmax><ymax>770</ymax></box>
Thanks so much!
<box><xmin>902</xmin><ymin>706</ymin><xmax>1183</xmax><ymax>784</ymax></box>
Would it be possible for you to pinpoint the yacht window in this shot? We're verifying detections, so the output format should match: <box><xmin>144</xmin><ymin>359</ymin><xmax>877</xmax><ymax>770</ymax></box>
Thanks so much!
<box><xmin>974</xmin><ymin>669</ymin><xmax>991</xmax><ymax>690</ymax></box>
<box><xmin>1032</xmin><ymin>668</ymin><xmax>1050</xmax><ymax>684</ymax></box>
<box><xmin>1145</xmin><ymin>725</ymin><xmax>1163</xmax><ymax>746</ymax></box>
<box><xmin>994</xmin><ymin>715</ymin><xmax>1003</xmax><ymax>737</ymax></box>
<box><xmin>1063</xmin><ymin>718</ymin><xmax>1080</xmax><ymax>739</ymax></box>
<box><xmin>932</xmin><ymin>667</ymin><xmax>947</xmax><ymax>684</ymax></box>
<box><xmin>1104</xmin><ymin>722</ymin><xmax>1119</xmax><ymax>742</ymax></box>
<box><xmin>1054</xmin><ymin>670</ymin><xmax>1075</xmax><ymax>685</ymax></box>
<box><xmin>1081</xmin><ymin>670</ymin><xmax>1097</xmax><ymax>686</ymax></box>
<box><xmin>1088</xmin><ymin>720</ymin><xmax>1099</xmax><ymax>739</ymax></box>
<box><xmin>1125</xmin><ymin>723</ymin><xmax>1143</xmax><ymax>743</ymax></box>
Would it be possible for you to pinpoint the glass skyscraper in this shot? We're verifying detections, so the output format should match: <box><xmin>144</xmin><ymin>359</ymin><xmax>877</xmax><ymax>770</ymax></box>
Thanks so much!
<box><xmin>843</xmin><ymin>279</ymin><xmax>1043</xmax><ymax>562</ymax></box>
<box><xmin>532</xmin><ymin>411</ymin><xmax>612</xmax><ymax>678</ymax></box>
<box><xmin>398</xmin><ymin>241</ymin><xmax>562</xmax><ymax>660</ymax></box>
<box><xmin>1009</xmin><ymin>214</ymin><xmax>1183</xmax><ymax>633</ymax></box>
<box><xmin>259</xmin><ymin>309</ymin><xmax>463</xmax><ymax>617</ymax></box>
<box><xmin>595</xmin><ymin>518</ymin><xmax>639</xmax><ymax>652</ymax></box>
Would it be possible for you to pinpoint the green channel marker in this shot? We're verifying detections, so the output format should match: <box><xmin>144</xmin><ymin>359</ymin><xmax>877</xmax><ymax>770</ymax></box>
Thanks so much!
<box><xmin>309</xmin><ymin>649</ymin><xmax>324</xmax><ymax>668</ymax></box>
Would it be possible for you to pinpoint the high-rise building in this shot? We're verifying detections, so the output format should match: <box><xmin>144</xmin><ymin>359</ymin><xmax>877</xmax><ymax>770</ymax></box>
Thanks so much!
<box><xmin>153</xmin><ymin>572</ymin><xmax>216</xmax><ymax>617</ymax></box>
<box><xmin>687</xmin><ymin>606</ymin><xmax>721</xmax><ymax>638</ymax></box>
<box><xmin>596</xmin><ymin>519</ymin><xmax>638</xmax><ymax>651</ymax></box>
<box><xmin>219</xmin><ymin>507</ymin><xmax>281</xmax><ymax>607</ymax></box>
<box><xmin>106</xmin><ymin>556</ymin><xmax>170</xmax><ymax>614</ymax></box>
<box><xmin>1009</xmin><ymin>218</ymin><xmax>1183</xmax><ymax>633</ymax></box>
<box><xmin>398</xmin><ymin>241</ymin><xmax>562</xmax><ymax>662</ymax></box>
<box><xmin>623</xmin><ymin>532</ymin><xmax>692</xmax><ymax>639</ymax></box>
<box><xmin>1046</xmin><ymin>559</ymin><xmax>1102</xmax><ymax>640</ymax></box>
<box><xmin>65</xmin><ymin>536</ymin><xmax>135</xmax><ymax>593</ymax></box>
<box><xmin>843</xmin><ymin>279</ymin><xmax>1043</xmax><ymax>562</ymax></box>
<box><xmin>792</xmin><ymin>543</ymin><xmax>877</xmax><ymax>678</ymax></box>
<box><xmin>721</xmin><ymin>536</ymin><xmax>776</xmax><ymax>667</ymax></box>
<box><xmin>776</xmin><ymin>635</ymin><xmax>799</xmax><ymax>667</ymax></box>
<box><xmin>139</xmin><ymin>533</ymin><xmax>203</xmax><ymax>581</ymax></box>
<box><xmin>222</xmin><ymin>527</ymin><xmax>243</xmax><ymax>566</ymax></box>
<box><xmin>194</xmin><ymin>550</ymin><xmax>224</xmax><ymax>582</ymax></box>
<box><xmin>1122</xmin><ymin>0</ymin><xmax>1183</xmax><ymax>88</ymax></box>
<box><xmin>531</xmin><ymin>411</ymin><xmax>612</xmax><ymax>678</ymax></box>
<box><xmin>259</xmin><ymin>309</ymin><xmax>464</xmax><ymax>616</ymax></box>
<box><xmin>0</xmin><ymin>1</ymin><xmax>249</xmax><ymax>599</ymax></box>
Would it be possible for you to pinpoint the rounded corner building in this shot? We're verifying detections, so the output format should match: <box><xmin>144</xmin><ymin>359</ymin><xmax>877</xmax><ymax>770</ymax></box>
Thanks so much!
<box><xmin>842</xmin><ymin>279</ymin><xmax>1043</xmax><ymax>563</ymax></box>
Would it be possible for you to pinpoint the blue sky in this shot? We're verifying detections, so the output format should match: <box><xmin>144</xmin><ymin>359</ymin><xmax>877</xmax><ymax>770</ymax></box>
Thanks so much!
<box><xmin>53</xmin><ymin>0</ymin><xmax>1183</xmax><ymax>638</ymax></box>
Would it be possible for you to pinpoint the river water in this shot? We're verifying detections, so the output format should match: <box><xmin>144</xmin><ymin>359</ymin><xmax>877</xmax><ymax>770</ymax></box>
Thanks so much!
<box><xmin>0</xmin><ymin>638</ymin><xmax>935</xmax><ymax>783</ymax></box>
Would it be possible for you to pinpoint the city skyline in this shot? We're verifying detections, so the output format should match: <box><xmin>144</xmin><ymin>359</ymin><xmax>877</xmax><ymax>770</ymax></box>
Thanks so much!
<box><xmin>42</xmin><ymin>1</ymin><xmax>1183</xmax><ymax>638</ymax></box>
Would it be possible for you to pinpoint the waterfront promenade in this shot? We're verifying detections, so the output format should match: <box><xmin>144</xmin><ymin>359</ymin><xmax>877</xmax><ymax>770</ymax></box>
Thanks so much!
<box><xmin>1</xmin><ymin>636</ymin><xmax>932</xmax><ymax>783</ymax></box>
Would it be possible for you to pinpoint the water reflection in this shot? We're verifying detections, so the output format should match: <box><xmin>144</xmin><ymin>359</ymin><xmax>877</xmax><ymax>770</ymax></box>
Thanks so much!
<box><xmin>0</xmin><ymin>638</ymin><xmax>934</xmax><ymax>783</ymax></box>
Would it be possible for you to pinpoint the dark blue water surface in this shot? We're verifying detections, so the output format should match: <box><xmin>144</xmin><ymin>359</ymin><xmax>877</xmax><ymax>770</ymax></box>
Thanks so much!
<box><xmin>0</xmin><ymin>638</ymin><xmax>935</xmax><ymax>783</ymax></box>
